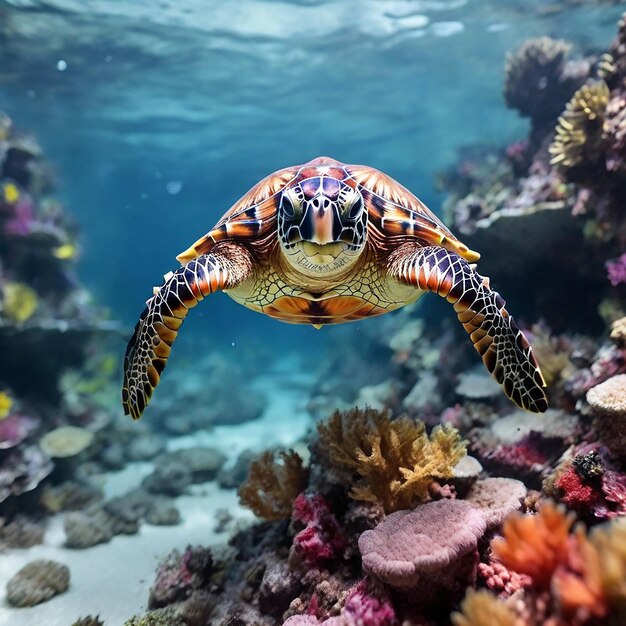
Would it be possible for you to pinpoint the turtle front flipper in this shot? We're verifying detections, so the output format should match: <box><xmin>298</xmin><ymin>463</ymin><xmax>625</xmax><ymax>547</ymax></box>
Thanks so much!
<box><xmin>388</xmin><ymin>244</ymin><xmax>548</xmax><ymax>413</ymax></box>
<box><xmin>122</xmin><ymin>244</ymin><xmax>253</xmax><ymax>419</ymax></box>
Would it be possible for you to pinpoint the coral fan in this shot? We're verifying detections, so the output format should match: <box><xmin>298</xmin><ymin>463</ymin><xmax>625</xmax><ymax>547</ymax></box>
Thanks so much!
<box><xmin>238</xmin><ymin>450</ymin><xmax>309</xmax><ymax>521</ymax></box>
<box><xmin>317</xmin><ymin>407</ymin><xmax>466</xmax><ymax>513</ymax></box>
<box><xmin>549</xmin><ymin>80</ymin><xmax>610</xmax><ymax>171</ymax></box>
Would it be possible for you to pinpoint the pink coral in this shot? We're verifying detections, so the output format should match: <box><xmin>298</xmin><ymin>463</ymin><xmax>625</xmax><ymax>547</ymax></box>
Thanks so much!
<box><xmin>358</xmin><ymin>499</ymin><xmax>486</xmax><ymax>602</ymax></box>
<box><xmin>291</xmin><ymin>493</ymin><xmax>347</xmax><ymax>568</ymax></box>
<box><xmin>606</xmin><ymin>253</ymin><xmax>626</xmax><ymax>286</ymax></box>
<box><xmin>284</xmin><ymin>580</ymin><xmax>396</xmax><ymax>626</ymax></box>
<box><xmin>3</xmin><ymin>195</ymin><xmax>34</xmax><ymax>236</ymax></box>
<box><xmin>555</xmin><ymin>466</ymin><xmax>603</xmax><ymax>514</ymax></box>
<box><xmin>477</xmin><ymin>559</ymin><xmax>531</xmax><ymax>596</ymax></box>
<box><xmin>0</xmin><ymin>414</ymin><xmax>39</xmax><ymax>449</ymax></box>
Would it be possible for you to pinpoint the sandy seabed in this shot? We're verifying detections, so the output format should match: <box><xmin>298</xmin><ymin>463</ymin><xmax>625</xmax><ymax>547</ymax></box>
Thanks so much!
<box><xmin>0</xmin><ymin>360</ymin><xmax>313</xmax><ymax>626</ymax></box>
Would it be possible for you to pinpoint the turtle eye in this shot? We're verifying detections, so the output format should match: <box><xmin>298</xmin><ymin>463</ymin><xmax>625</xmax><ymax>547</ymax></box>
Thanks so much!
<box><xmin>344</xmin><ymin>196</ymin><xmax>363</xmax><ymax>220</ymax></box>
<box><xmin>280</xmin><ymin>192</ymin><xmax>302</xmax><ymax>220</ymax></box>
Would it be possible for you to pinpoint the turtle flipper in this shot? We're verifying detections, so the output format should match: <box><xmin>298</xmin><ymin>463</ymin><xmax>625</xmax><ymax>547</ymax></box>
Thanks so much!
<box><xmin>122</xmin><ymin>244</ymin><xmax>253</xmax><ymax>419</ymax></box>
<box><xmin>388</xmin><ymin>244</ymin><xmax>548</xmax><ymax>413</ymax></box>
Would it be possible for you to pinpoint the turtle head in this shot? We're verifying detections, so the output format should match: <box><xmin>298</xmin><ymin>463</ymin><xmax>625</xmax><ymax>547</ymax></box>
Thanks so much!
<box><xmin>278</xmin><ymin>176</ymin><xmax>367</xmax><ymax>276</ymax></box>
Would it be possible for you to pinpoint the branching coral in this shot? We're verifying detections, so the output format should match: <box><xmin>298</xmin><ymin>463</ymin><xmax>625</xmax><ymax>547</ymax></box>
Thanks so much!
<box><xmin>491</xmin><ymin>501</ymin><xmax>574</xmax><ymax>588</ymax></box>
<box><xmin>238</xmin><ymin>450</ymin><xmax>308</xmax><ymax>521</ymax></box>
<box><xmin>451</xmin><ymin>589</ymin><xmax>520</xmax><ymax>626</ymax></box>
<box><xmin>504</xmin><ymin>37</ymin><xmax>585</xmax><ymax>127</ymax></box>
<box><xmin>317</xmin><ymin>407</ymin><xmax>466</xmax><ymax>513</ymax></box>
<box><xmin>549</xmin><ymin>80</ymin><xmax>610</xmax><ymax>170</ymax></box>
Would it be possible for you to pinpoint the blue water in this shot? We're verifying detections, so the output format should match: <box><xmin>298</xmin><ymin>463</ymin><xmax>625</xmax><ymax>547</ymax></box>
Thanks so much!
<box><xmin>1</xmin><ymin>0</ymin><xmax>621</xmax><ymax>354</ymax></box>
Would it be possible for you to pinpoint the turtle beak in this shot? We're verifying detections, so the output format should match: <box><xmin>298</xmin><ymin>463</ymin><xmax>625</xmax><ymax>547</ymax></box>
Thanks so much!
<box><xmin>302</xmin><ymin>196</ymin><xmax>339</xmax><ymax>245</ymax></box>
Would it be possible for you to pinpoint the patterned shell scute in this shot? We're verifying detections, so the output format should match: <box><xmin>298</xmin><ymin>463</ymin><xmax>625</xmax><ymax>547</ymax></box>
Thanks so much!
<box><xmin>346</xmin><ymin>164</ymin><xmax>479</xmax><ymax>262</ymax></box>
<box><xmin>176</xmin><ymin>165</ymin><xmax>299</xmax><ymax>263</ymax></box>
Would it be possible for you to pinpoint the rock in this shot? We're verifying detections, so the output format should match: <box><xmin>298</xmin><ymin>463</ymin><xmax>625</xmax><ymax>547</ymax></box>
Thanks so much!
<box><xmin>126</xmin><ymin>434</ymin><xmax>166</xmax><ymax>462</ymax></box>
<box><xmin>217</xmin><ymin>449</ymin><xmax>257</xmax><ymax>489</ymax></box>
<box><xmin>63</xmin><ymin>510</ymin><xmax>113</xmax><ymax>549</ymax></box>
<box><xmin>146</xmin><ymin>500</ymin><xmax>181</xmax><ymax>526</ymax></box>
<box><xmin>6</xmin><ymin>559</ymin><xmax>69</xmax><ymax>607</ymax></box>
<box><xmin>142</xmin><ymin>461</ymin><xmax>192</xmax><ymax>497</ymax></box>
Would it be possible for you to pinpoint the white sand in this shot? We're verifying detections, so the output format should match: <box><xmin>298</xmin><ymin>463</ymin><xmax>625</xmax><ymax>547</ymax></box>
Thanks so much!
<box><xmin>0</xmin><ymin>359</ymin><xmax>313</xmax><ymax>625</ymax></box>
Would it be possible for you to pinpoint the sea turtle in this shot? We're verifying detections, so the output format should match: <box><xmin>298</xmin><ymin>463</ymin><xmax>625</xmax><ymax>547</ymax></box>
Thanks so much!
<box><xmin>123</xmin><ymin>157</ymin><xmax>547</xmax><ymax>419</ymax></box>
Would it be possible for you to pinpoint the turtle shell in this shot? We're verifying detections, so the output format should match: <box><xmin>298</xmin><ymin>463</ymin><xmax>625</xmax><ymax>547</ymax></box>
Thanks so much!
<box><xmin>176</xmin><ymin>157</ymin><xmax>479</xmax><ymax>264</ymax></box>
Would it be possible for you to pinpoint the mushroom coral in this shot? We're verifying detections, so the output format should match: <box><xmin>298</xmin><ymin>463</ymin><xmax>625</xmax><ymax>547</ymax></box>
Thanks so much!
<box><xmin>586</xmin><ymin>374</ymin><xmax>626</xmax><ymax>459</ymax></box>
<box><xmin>237</xmin><ymin>449</ymin><xmax>308</xmax><ymax>521</ymax></box>
<box><xmin>317</xmin><ymin>407</ymin><xmax>466</xmax><ymax>513</ymax></box>
<box><xmin>359</xmin><ymin>499</ymin><xmax>486</xmax><ymax>597</ymax></box>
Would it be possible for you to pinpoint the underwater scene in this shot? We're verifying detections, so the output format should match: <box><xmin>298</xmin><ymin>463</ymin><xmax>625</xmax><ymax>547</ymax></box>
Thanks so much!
<box><xmin>3</xmin><ymin>0</ymin><xmax>626</xmax><ymax>624</ymax></box>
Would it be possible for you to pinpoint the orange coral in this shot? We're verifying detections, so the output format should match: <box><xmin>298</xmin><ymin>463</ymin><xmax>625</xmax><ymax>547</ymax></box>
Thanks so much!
<box><xmin>317</xmin><ymin>407</ymin><xmax>466</xmax><ymax>513</ymax></box>
<box><xmin>237</xmin><ymin>450</ymin><xmax>308</xmax><ymax>521</ymax></box>
<box><xmin>492</xmin><ymin>501</ymin><xmax>574</xmax><ymax>589</ymax></box>
<box><xmin>552</xmin><ymin>526</ymin><xmax>607</xmax><ymax>620</ymax></box>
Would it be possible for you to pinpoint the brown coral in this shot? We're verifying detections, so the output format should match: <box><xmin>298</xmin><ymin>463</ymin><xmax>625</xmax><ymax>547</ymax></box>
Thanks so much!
<box><xmin>451</xmin><ymin>589</ymin><xmax>521</xmax><ymax>626</ymax></box>
<box><xmin>238</xmin><ymin>450</ymin><xmax>308</xmax><ymax>521</ymax></box>
<box><xmin>317</xmin><ymin>407</ymin><xmax>466</xmax><ymax>513</ymax></box>
<box><xmin>549</xmin><ymin>80</ymin><xmax>610</xmax><ymax>170</ymax></box>
<box><xmin>491</xmin><ymin>501</ymin><xmax>574</xmax><ymax>589</ymax></box>
<box><xmin>504</xmin><ymin>37</ymin><xmax>586</xmax><ymax>127</ymax></box>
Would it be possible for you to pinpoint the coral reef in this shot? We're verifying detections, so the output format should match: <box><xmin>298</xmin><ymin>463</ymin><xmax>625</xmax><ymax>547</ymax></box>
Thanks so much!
<box><xmin>238</xmin><ymin>450</ymin><xmax>309</xmax><ymax>521</ymax></box>
<box><xmin>456</xmin><ymin>503</ymin><xmax>626</xmax><ymax>625</ymax></box>
<box><xmin>317</xmin><ymin>407</ymin><xmax>466</xmax><ymax>513</ymax></box>
<box><xmin>504</xmin><ymin>37</ymin><xmax>587</xmax><ymax>131</ymax></box>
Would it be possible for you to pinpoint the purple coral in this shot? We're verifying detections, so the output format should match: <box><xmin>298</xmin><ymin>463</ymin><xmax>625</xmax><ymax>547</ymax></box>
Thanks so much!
<box><xmin>291</xmin><ymin>493</ymin><xmax>347</xmax><ymax>568</ymax></box>
<box><xmin>0</xmin><ymin>414</ymin><xmax>39</xmax><ymax>449</ymax></box>
<box><xmin>358</xmin><ymin>499</ymin><xmax>486</xmax><ymax>603</ymax></box>
<box><xmin>606</xmin><ymin>253</ymin><xmax>626</xmax><ymax>286</ymax></box>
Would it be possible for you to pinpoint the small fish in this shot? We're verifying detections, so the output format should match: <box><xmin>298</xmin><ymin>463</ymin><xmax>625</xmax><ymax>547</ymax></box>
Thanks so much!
<box><xmin>3</xmin><ymin>183</ymin><xmax>20</xmax><ymax>205</ymax></box>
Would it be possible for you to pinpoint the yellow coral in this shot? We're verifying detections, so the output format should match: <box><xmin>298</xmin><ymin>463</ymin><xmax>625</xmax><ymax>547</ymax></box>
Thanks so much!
<box><xmin>52</xmin><ymin>243</ymin><xmax>77</xmax><ymax>260</ymax></box>
<box><xmin>3</xmin><ymin>182</ymin><xmax>19</xmax><ymax>204</ymax></box>
<box><xmin>0</xmin><ymin>391</ymin><xmax>12</xmax><ymax>419</ymax></box>
<box><xmin>549</xmin><ymin>80</ymin><xmax>610</xmax><ymax>168</ymax></box>
<box><xmin>591</xmin><ymin>517</ymin><xmax>626</xmax><ymax>617</ymax></box>
<box><xmin>451</xmin><ymin>589</ymin><xmax>520</xmax><ymax>626</ymax></box>
<box><xmin>2</xmin><ymin>282</ymin><xmax>38</xmax><ymax>324</ymax></box>
<box><xmin>238</xmin><ymin>450</ymin><xmax>308</xmax><ymax>521</ymax></box>
<box><xmin>317</xmin><ymin>407</ymin><xmax>466</xmax><ymax>513</ymax></box>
